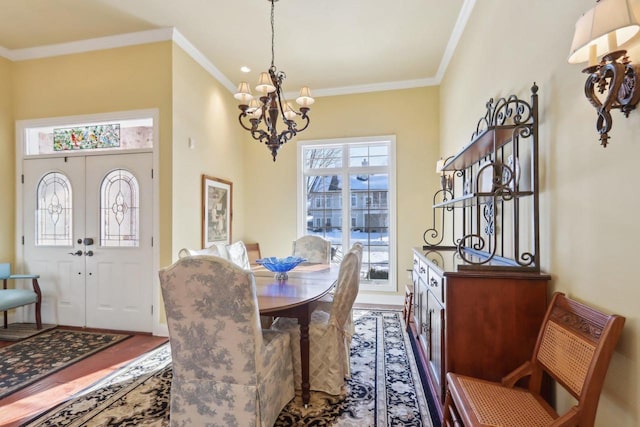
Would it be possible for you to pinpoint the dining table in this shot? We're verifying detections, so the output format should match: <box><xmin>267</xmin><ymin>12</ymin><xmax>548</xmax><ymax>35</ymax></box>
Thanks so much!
<box><xmin>253</xmin><ymin>263</ymin><xmax>339</xmax><ymax>407</ymax></box>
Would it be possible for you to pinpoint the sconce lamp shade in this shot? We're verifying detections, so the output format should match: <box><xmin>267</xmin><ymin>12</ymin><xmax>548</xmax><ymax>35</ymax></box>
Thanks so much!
<box><xmin>436</xmin><ymin>159</ymin><xmax>445</xmax><ymax>174</ymax></box>
<box><xmin>568</xmin><ymin>0</ymin><xmax>640</xmax><ymax>65</ymax></box>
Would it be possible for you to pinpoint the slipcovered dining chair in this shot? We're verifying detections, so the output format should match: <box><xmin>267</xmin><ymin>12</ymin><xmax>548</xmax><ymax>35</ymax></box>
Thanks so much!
<box><xmin>159</xmin><ymin>256</ymin><xmax>295</xmax><ymax>426</ymax></box>
<box><xmin>178</xmin><ymin>240</ymin><xmax>251</xmax><ymax>270</ymax></box>
<box><xmin>443</xmin><ymin>292</ymin><xmax>625</xmax><ymax>427</ymax></box>
<box><xmin>312</xmin><ymin>242</ymin><xmax>363</xmax><ymax>377</ymax></box>
<box><xmin>292</xmin><ymin>235</ymin><xmax>332</xmax><ymax>264</ymax></box>
<box><xmin>272</xmin><ymin>247</ymin><xmax>361</xmax><ymax>396</ymax></box>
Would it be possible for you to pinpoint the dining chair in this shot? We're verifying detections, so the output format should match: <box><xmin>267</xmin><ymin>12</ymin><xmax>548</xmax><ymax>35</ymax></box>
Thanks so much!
<box><xmin>245</xmin><ymin>242</ymin><xmax>262</xmax><ymax>265</ymax></box>
<box><xmin>292</xmin><ymin>235</ymin><xmax>332</xmax><ymax>264</ymax></box>
<box><xmin>159</xmin><ymin>256</ymin><xmax>295</xmax><ymax>426</ymax></box>
<box><xmin>312</xmin><ymin>242</ymin><xmax>362</xmax><ymax>376</ymax></box>
<box><xmin>442</xmin><ymin>292</ymin><xmax>625</xmax><ymax>427</ymax></box>
<box><xmin>271</xmin><ymin>247</ymin><xmax>361</xmax><ymax>396</ymax></box>
<box><xmin>178</xmin><ymin>240</ymin><xmax>251</xmax><ymax>270</ymax></box>
<box><xmin>177</xmin><ymin>245</ymin><xmax>220</xmax><ymax>258</ymax></box>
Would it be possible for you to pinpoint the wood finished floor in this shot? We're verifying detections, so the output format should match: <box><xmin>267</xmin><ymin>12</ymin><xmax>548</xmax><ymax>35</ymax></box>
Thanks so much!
<box><xmin>0</xmin><ymin>328</ymin><xmax>167</xmax><ymax>427</ymax></box>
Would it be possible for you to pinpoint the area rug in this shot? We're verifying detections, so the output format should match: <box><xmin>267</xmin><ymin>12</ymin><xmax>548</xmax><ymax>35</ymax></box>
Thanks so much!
<box><xmin>24</xmin><ymin>310</ymin><xmax>432</xmax><ymax>426</ymax></box>
<box><xmin>0</xmin><ymin>329</ymin><xmax>130</xmax><ymax>400</ymax></box>
<box><xmin>0</xmin><ymin>323</ymin><xmax>57</xmax><ymax>341</ymax></box>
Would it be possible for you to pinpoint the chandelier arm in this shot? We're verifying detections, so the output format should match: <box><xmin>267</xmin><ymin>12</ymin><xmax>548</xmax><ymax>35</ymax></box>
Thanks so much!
<box><xmin>238</xmin><ymin>112</ymin><xmax>257</xmax><ymax>132</ymax></box>
<box><xmin>295</xmin><ymin>112</ymin><xmax>311</xmax><ymax>133</ymax></box>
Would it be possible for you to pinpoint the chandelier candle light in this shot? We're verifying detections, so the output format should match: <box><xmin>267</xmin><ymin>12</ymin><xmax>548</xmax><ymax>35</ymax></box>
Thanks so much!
<box><xmin>234</xmin><ymin>0</ymin><xmax>314</xmax><ymax>161</ymax></box>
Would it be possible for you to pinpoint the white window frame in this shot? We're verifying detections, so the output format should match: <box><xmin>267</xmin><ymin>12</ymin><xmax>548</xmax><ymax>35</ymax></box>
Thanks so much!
<box><xmin>297</xmin><ymin>135</ymin><xmax>397</xmax><ymax>293</ymax></box>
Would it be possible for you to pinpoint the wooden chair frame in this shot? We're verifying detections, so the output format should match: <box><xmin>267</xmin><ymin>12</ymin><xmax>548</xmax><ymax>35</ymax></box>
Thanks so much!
<box><xmin>443</xmin><ymin>292</ymin><xmax>625</xmax><ymax>427</ymax></box>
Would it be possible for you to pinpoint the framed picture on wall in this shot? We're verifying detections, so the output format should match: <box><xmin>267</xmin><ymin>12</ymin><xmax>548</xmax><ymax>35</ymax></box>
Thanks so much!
<box><xmin>202</xmin><ymin>175</ymin><xmax>233</xmax><ymax>247</ymax></box>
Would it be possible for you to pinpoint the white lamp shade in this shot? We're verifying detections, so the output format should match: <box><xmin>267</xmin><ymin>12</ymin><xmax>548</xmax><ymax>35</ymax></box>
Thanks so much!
<box><xmin>296</xmin><ymin>86</ymin><xmax>315</xmax><ymax>107</ymax></box>
<box><xmin>255</xmin><ymin>72</ymin><xmax>276</xmax><ymax>94</ymax></box>
<box><xmin>283</xmin><ymin>102</ymin><xmax>297</xmax><ymax>120</ymax></box>
<box><xmin>436</xmin><ymin>159</ymin><xmax>445</xmax><ymax>174</ymax></box>
<box><xmin>247</xmin><ymin>98</ymin><xmax>262</xmax><ymax>113</ymax></box>
<box><xmin>568</xmin><ymin>0</ymin><xmax>640</xmax><ymax>64</ymax></box>
<box><xmin>234</xmin><ymin>82</ymin><xmax>253</xmax><ymax>104</ymax></box>
<box><xmin>251</xmin><ymin>107</ymin><xmax>263</xmax><ymax>118</ymax></box>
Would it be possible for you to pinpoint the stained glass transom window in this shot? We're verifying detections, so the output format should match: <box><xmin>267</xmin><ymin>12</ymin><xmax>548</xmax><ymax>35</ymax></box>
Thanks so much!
<box><xmin>100</xmin><ymin>169</ymin><xmax>139</xmax><ymax>247</ymax></box>
<box><xmin>36</xmin><ymin>172</ymin><xmax>72</xmax><ymax>246</ymax></box>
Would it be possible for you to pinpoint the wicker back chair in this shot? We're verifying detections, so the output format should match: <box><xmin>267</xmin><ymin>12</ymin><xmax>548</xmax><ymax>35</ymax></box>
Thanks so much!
<box><xmin>443</xmin><ymin>292</ymin><xmax>625</xmax><ymax>427</ymax></box>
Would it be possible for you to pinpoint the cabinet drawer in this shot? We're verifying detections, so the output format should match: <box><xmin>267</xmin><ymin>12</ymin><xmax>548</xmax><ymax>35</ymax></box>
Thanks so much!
<box><xmin>428</xmin><ymin>267</ymin><xmax>444</xmax><ymax>304</ymax></box>
<box><xmin>417</xmin><ymin>260</ymin><xmax>428</xmax><ymax>284</ymax></box>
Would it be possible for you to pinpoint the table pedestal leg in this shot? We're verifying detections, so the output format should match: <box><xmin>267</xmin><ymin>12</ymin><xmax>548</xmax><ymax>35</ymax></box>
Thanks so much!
<box><xmin>299</xmin><ymin>311</ymin><xmax>311</xmax><ymax>407</ymax></box>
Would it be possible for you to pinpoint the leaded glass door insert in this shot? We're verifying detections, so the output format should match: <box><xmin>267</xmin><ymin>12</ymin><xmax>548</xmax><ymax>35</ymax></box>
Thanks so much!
<box><xmin>36</xmin><ymin>172</ymin><xmax>72</xmax><ymax>246</ymax></box>
<box><xmin>100</xmin><ymin>169</ymin><xmax>139</xmax><ymax>247</ymax></box>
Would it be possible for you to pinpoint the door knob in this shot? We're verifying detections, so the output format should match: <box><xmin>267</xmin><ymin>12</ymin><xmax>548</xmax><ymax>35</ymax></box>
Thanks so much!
<box><xmin>68</xmin><ymin>250</ymin><xmax>83</xmax><ymax>256</ymax></box>
<box><xmin>85</xmin><ymin>250</ymin><xmax>94</xmax><ymax>257</ymax></box>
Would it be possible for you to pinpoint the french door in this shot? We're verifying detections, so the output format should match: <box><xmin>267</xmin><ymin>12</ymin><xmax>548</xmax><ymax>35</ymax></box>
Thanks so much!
<box><xmin>22</xmin><ymin>153</ymin><xmax>153</xmax><ymax>332</ymax></box>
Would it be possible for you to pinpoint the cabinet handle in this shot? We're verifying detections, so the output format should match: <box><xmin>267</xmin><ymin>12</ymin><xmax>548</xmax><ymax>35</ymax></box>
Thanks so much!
<box><xmin>420</xmin><ymin>266</ymin><xmax>426</xmax><ymax>274</ymax></box>
<box><xmin>430</xmin><ymin>277</ymin><xmax>439</xmax><ymax>287</ymax></box>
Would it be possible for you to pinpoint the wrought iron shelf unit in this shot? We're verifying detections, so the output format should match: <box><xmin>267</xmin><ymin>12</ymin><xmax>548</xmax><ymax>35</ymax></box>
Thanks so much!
<box><xmin>423</xmin><ymin>83</ymin><xmax>540</xmax><ymax>271</ymax></box>
<box><xmin>433</xmin><ymin>191</ymin><xmax>535</xmax><ymax>209</ymax></box>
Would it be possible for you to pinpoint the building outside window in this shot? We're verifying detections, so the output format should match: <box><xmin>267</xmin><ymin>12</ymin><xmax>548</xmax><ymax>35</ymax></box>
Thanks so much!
<box><xmin>298</xmin><ymin>136</ymin><xmax>396</xmax><ymax>292</ymax></box>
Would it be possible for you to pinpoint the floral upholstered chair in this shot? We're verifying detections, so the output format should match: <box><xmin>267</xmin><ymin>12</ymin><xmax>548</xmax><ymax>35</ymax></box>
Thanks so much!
<box><xmin>158</xmin><ymin>256</ymin><xmax>295</xmax><ymax>426</ymax></box>
<box><xmin>272</xmin><ymin>247</ymin><xmax>361</xmax><ymax>396</ymax></box>
<box><xmin>292</xmin><ymin>235</ymin><xmax>332</xmax><ymax>264</ymax></box>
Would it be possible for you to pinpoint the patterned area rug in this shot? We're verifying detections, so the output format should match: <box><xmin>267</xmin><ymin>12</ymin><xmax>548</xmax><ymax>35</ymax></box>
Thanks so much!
<box><xmin>0</xmin><ymin>329</ymin><xmax>130</xmax><ymax>400</ymax></box>
<box><xmin>24</xmin><ymin>310</ymin><xmax>432</xmax><ymax>426</ymax></box>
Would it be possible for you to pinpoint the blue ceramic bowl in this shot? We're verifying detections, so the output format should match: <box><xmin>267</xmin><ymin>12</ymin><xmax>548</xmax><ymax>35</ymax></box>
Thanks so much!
<box><xmin>255</xmin><ymin>256</ymin><xmax>307</xmax><ymax>273</ymax></box>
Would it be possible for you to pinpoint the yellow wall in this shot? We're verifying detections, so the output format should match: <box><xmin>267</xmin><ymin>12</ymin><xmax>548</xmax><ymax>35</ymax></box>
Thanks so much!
<box><xmin>440</xmin><ymin>1</ymin><xmax>639</xmax><ymax>425</ymax></box>
<box><xmin>11</xmin><ymin>43</ymin><xmax>175</xmax><ymax>268</ymax></box>
<box><xmin>242</xmin><ymin>87</ymin><xmax>441</xmax><ymax>295</ymax></box>
<box><xmin>0</xmin><ymin>57</ymin><xmax>13</xmax><ymax>262</ymax></box>
<box><xmin>170</xmin><ymin>45</ymin><xmax>247</xmax><ymax>260</ymax></box>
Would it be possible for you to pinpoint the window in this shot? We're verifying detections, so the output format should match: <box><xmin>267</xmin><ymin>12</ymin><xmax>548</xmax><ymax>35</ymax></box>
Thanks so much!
<box><xmin>298</xmin><ymin>136</ymin><xmax>396</xmax><ymax>292</ymax></box>
<box><xmin>36</xmin><ymin>172</ymin><xmax>72</xmax><ymax>246</ymax></box>
<box><xmin>100</xmin><ymin>169</ymin><xmax>140</xmax><ymax>247</ymax></box>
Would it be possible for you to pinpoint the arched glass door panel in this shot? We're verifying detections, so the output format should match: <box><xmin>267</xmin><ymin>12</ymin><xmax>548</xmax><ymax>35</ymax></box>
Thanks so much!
<box><xmin>36</xmin><ymin>172</ymin><xmax>72</xmax><ymax>246</ymax></box>
<box><xmin>100</xmin><ymin>169</ymin><xmax>139</xmax><ymax>247</ymax></box>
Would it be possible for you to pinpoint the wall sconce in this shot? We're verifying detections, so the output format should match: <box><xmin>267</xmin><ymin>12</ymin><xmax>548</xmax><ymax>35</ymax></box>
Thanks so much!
<box><xmin>568</xmin><ymin>0</ymin><xmax>640</xmax><ymax>147</ymax></box>
<box><xmin>436</xmin><ymin>157</ymin><xmax>454</xmax><ymax>192</ymax></box>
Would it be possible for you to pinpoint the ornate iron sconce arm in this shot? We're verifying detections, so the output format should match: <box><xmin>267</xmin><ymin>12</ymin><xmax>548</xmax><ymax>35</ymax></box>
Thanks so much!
<box><xmin>583</xmin><ymin>50</ymin><xmax>640</xmax><ymax>147</ymax></box>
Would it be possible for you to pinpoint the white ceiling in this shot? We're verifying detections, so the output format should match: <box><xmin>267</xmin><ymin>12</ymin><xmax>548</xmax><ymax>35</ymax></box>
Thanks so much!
<box><xmin>0</xmin><ymin>0</ymin><xmax>475</xmax><ymax>97</ymax></box>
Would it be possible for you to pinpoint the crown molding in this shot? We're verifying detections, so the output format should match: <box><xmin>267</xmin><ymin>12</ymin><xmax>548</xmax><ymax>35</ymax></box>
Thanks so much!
<box><xmin>0</xmin><ymin>45</ymin><xmax>10</xmax><ymax>60</ymax></box>
<box><xmin>170</xmin><ymin>29</ymin><xmax>236</xmax><ymax>94</ymax></box>
<box><xmin>434</xmin><ymin>0</ymin><xmax>476</xmax><ymax>82</ymax></box>
<box><xmin>299</xmin><ymin>77</ymin><xmax>440</xmax><ymax>99</ymax></box>
<box><xmin>5</xmin><ymin>28</ymin><xmax>174</xmax><ymax>62</ymax></box>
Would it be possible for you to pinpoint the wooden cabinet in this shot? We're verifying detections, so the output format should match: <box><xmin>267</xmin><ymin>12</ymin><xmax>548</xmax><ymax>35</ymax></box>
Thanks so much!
<box><xmin>413</xmin><ymin>84</ymin><xmax>550</xmax><ymax>420</ymax></box>
<box><xmin>411</xmin><ymin>248</ymin><xmax>550</xmax><ymax>414</ymax></box>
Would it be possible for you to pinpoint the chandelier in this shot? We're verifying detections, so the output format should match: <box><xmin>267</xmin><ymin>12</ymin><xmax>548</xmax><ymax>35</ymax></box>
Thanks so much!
<box><xmin>234</xmin><ymin>0</ymin><xmax>315</xmax><ymax>161</ymax></box>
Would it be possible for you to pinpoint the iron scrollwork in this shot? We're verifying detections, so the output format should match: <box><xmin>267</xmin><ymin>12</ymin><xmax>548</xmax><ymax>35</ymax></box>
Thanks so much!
<box><xmin>422</xmin><ymin>83</ymin><xmax>540</xmax><ymax>270</ymax></box>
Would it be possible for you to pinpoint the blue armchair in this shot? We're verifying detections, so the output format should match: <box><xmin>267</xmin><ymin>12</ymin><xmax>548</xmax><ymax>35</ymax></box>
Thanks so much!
<box><xmin>0</xmin><ymin>263</ymin><xmax>42</xmax><ymax>329</ymax></box>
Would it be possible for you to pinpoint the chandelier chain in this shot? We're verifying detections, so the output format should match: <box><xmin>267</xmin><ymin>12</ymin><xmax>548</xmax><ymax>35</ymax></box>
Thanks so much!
<box><xmin>270</xmin><ymin>0</ymin><xmax>275</xmax><ymax>69</ymax></box>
